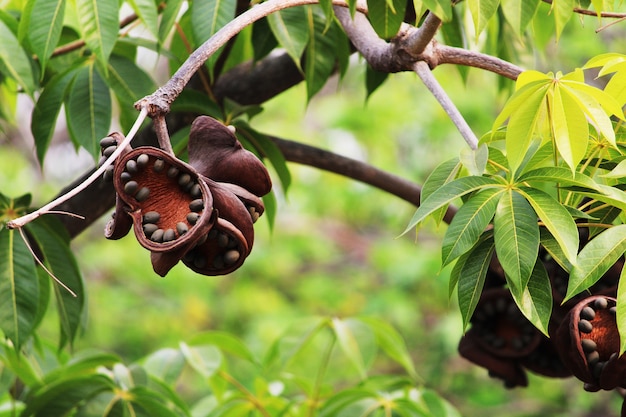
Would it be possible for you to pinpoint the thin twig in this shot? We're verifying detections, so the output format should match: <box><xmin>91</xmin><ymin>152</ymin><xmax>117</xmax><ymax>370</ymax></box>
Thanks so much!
<box><xmin>7</xmin><ymin>107</ymin><xmax>149</xmax><ymax>229</ymax></box>
<box><xmin>153</xmin><ymin>115</ymin><xmax>174</xmax><ymax>154</ymax></box>
<box><xmin>413</xmin><ymin>61</ymin><xmax>478</xmax><ymax>149</ymax></box>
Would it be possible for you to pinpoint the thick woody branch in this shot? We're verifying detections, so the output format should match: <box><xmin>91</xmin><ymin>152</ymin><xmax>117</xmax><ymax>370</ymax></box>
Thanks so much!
<box><xmin>401</xmin><ymin>12</ymin><xmax>442</xmax><ymax>56</ymax></box>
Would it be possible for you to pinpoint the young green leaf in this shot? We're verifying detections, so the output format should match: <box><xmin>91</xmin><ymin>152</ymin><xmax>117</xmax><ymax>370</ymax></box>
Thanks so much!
<box><xmin>179</xmin><ymin>342</ymin><xmax>222</xmax><ymax>378</ymax></box>
<box><xmin>517</xmin><ymin>187</ymin><xmax>578</xmax><ymax>265</ymax></box>
<box><xmin>493</xmin><ymin>190</ymin><xmax>540</xmax><ymax>292</ymax></box>
<box><xmin>500</xmin><ymin>0</ymin><xmax>540</xmax><ymax>36</ymax></box>
<box><xmin>76</xmin><ymin>0</ymin><xmax>119</xmax><ymax>69</ymax></box>
<box><xmin>549</xmin><ymin>0</ymin><xmax>574</xmax><ymax>40</ymax></box>
<box><xmin>367</xmin><ymin>0</ymin><xmax>406</xmax><ymax>39</ymax></box>
<box><xmin>0</xmin><ymin>228</ymin><xmax>39</xmax><ymax>351</ymax></box>
<box><xmin>65</xmin><ymin>61</ymin><xmax>112</xmax><ymax>159</ymax></box>
<box><xmin>331</xmin><ymin>317</ymin><xmax>368</xmax><ymax>380</ymax></box>
<box><xmin>191</xmin><ymin>0</ymin><xmax>236</xmax><ymax>45</ymax></box>
<box><xmin>566</xmin><ymin>224</ymin><xmax>626</xmax><ymax>302</ymax></box>
<box><xmin>404</xmin><ymin>176</ymin><xmax>502</xmax><ymax>234</ymax></box>
<box><xmin>517</xmin><ymin>167</ymin><xmax>600</xmax><ymax>190</ymax></box>
<box><xmin>128</xmin><ymin>0</ymin><xmax>159</xmax><ymax>39</ymax></box>
<box><xmin>189</xmin><ymin>331</ymin><xmax>257</xmax><ymax>364</ymax></box>
<box><xmin>441</xmin><ymin>187</ymin><xmax>502</xmax><ymax>267</ymax></box>
<box><xmin>420</xmin><ymin>157</ymin><xmax>461</xmax><ymax>225</ymax></box>
<box><xmin>422</xmin><ymin>0</ymin><xmax>452</xmax><ymax>21</ymax></box>
<box><xmin>467</xmin><ymin>0</ymin><xmax>500</xmax><ymax>39</ymax></box>
<box><xmin>460</xmin><ymin>143</ymin><xmax>488</xmax><ymax>176</ymax></box>
<box><xmin>509</xmin><ymin>258</ymin><xmax>552</xmax><ymax>336</ymax></box>
<box><xmin>142</xmin><ymin>348</ymin><xmax>185</xmax><ymax>384</ymax></box>
<box><xmin>457</xmin><ymin>238</ymin><xmax>495</xmax><ymax>331</ymax></box>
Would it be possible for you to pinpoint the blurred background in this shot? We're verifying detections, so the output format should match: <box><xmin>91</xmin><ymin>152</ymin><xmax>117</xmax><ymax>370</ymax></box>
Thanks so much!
<box><xmin>2</xmin><ymin>12</ymin><xmax>626</xmax><ymax>416</ymax></box>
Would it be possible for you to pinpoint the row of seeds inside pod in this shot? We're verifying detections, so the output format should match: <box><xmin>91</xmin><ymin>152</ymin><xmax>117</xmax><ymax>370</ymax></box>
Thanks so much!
<box><xmin>183</xmin><ymin>229</ymin><xmax>242</xmax><ymax>270</ymax></box>
<box><xmin>578</xmin><ymin>297</ymin><xmax>618</xmax><ymax>380</ymax></box>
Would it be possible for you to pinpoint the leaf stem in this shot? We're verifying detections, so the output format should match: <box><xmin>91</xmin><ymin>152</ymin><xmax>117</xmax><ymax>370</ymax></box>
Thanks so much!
<box><xmin>6</xmin><ymin>107</ymin><xmax>148</xmax><ymax>230</ymax></box>
<box><xmin>218</xmin><ymin>370</ymin><xmax>271</xmax><ymax>417</ymax></box>
<box><xmin>307</xmin><ymin>336</ymin><xmax>335</xmax><ymax>417</ymax></box>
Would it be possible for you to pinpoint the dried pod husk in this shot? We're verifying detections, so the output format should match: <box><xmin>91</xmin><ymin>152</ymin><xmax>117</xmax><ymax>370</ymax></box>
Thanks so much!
<box><xmin>188</xmin><ymin>116</ymin><xmax>272</xmax><ymax>197</ymax></box>
<box><xmin>104</xmin><ymin>195</ymin><xmax>133</xmax><ymax>240</ymax></box>
<box><xmin>218</xmin><ymin>182</ymin><xmax>265</xmax><ymax>223</ymax></box>
<box><xmin>458</xmin><ymin>330</ymin><xmax>528</xmax><ymax>388</ymax></box>
<box><xmin>113</xmin><ymin>147</ymin><xmax>215</xmax><ymax>254</ymax></box>
<box><xmin>521</xmin><ymin>326</ymin><xmax>572</xmax><ymax>379</ymax></box>
<box><xmin>469</xmin><ymin>288</ymin><xmax>542</xmax><ymax>359</ymax></box>
<box><xmin>555</xmin><ymin>295</ymin><xmax>626</xmax><ymax>390</ymax></box>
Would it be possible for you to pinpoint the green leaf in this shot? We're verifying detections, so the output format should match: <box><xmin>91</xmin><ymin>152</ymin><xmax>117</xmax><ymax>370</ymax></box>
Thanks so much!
<box><xmin>548</xmin><ymin>83</ymin><xmax>589</xmax><ymax>171</ymax></box>
<box><xmin>517</xmin><ymin>187</ymin><xmax>578</xmax><ymax>265</ymax></box>
<box><xmin>421</xmin><ymin>158</ymin><xmax>461</xmax><ymax>225</ymax></box>
<box><xmin>305</xmin><ymin>8</ymin><xmax>337</xmax><ymax>101</ymax></box>
<box><xmin>500</xmin><ymin>0</ymin><xmax>540</xmax><ymax>36</ymax></box>
<box><xmin>509</xmin><ymin>258</ymin><xmax>552</xmax><ymax>336</ymax></box>
<box><xmin>25</xmin><ymin>216</ymin><xmax>85</xmax><ymax>349</ymax></box>
<box><xmin>142</xmin><ymin>348</ymin><xmax>185</xmax><ymax>384</ymax></box>
<box><xmin>76</xmin><ymin>0</ymin><xmax>119</xmax><ymax>68</ymax></box>
<box><xmin>357</xmin><ymin>317</ymin><xmax>419</xmax><ymax>380</ymax></box>
<box><xmin>539</xmin><ymin>227</ymin><xmax>573</xmax><ymax>273</ymax></box>
<box><xmin>189</xmin><ymin>331</ymin><xmax>257</xmax><ymax>364</ymax></box>
<box><xmin>106</xmin><ymin>54</ymin><xmax>157</xmax><ymax>105</ymax></box>
<box><xmin>179</xmin><ymin>342</ymin><xmax>222</xmax><ymax>378</ymax></box>
<box><xmin>318</xmin><ymin>388</ymin><xmax>377</xmax><ymax>417</ymax></box>
<box><xmin>460</xmin><ymin>143</ymin><xmax>488</xmax><ymax>176</ymax></box>
<box><xmin>65</xmin><ymin>61</ymin><xmax>112</xmax><ymax>159</ymax></box>
<box><xmin>191</xmin><ymin>0</ymin><xmax>236</xmax><ymax>44</ymax></box>
<box><xmin>367</xmin><ymin>0</ymin><xmax>406</xmax><ymax>38</ymax></box>
<box><xmin>517</xmin><ymin>167</ymin><xmax>600</xmax><ymax>190</ymax></box>
<box><xmin>129</xmin><ymin>386</ymin><xmax>185</xmax><ymax>417</ymax></box>
<box><xmin>158</xmin><ymin>0</ymin><xmax>184</xmax><ymax>43</ymax></box>
<box><xmin>268</xmin><ymin>7</ymin><xmax>309</xmax><ymax>70</ymax></box>
<box><xmin>549</xmin><ymin>0</ymin><xmax>574</xmax><ymax>40</ymax></box>
<box><xmin>467</xmin><ymin>0</ymin><xmax>500</xmax><ymax>39</ymax></box>
<box><xmin>457</xmin><ymin>238</ymin><xmax>495</xmax><ymax>331</ymax></box>
<box><xmin>31</xmin><ymin>64</ymin><xmax>82</xmax><ymax>166</ymax></box>
<box><xmin>403</xmin><ymin>176</ymin><xmax>502</xmax><ymax>234</ymax></box>
<box><xmin>566</xmin><ymin>224</ymin><xmax>626</xmax><ymax>301</ymax></box>
<box><xmin>0</xmin><ymin>18</ymin><xmax>36</xmax><ymax>95</ymax></box>
<box><xmin>0</xmin><ymin>228</ymin><xmax>39</xmax><ymax>350</ymax></box>
<box><xmin>21</xmin><ymin>0</ymin><xmax>66</xmax><ymax>73</ymax></box>
<box><xmin>422</xmin><ymin>0</ymin><xmax>452</xmax><ymax>21</ymax></box>
<box><xmin>365</xmin><ymin>66</ymin><xmax>389</xmax><ymax>99</ymax></box>
<box><xmin>441</xmin><ymin>187</ymin><xmax>502</xmax><ymax>267</ymax></box>
<box><xmin>618</xmin><ymin>265</ymin><xmax>626</xmax><ymax>355</ymax></box>
<box><xmin>42</xmin><ymin>350</ymin><xmax>119</xmax><ymax>384</ymax></box>
<box><xmin>331</xmin><ymin>317</ymin><xmax>367</xmax><ymax>380</ymax></box>
<box><xmin>571</xmin><ymin>184</ymin><xmax>626</xmax><ymax>212</ymax></box>
<box><xmin>493</xmin><ymin>190</ymin><xmax>540</xmax><ymax>292</ymax></box>
<box><xmin>128</xmin><ymin>0</ymin><xmax>158</xmax><ymax>38</ymax></box>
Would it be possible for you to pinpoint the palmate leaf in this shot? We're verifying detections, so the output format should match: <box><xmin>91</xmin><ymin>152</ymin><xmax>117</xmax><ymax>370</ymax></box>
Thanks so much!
<box><xmin>191</xmin><ymin>0</ymin><xmax>236</xmax><ymax>45</ymax></box>
<box><xmin>421</xmin><ymin>0</ymin><xmax>453</xmax><ymax>21</ymax></box>
<box><xmin>566</xmin><ymin>224</ymin><xmax>626</xmax><ymax>301</ymax></box>
<box><xmin>585</xmin><ymin>53</ymin><xmax>626</xmax><ymax>105</ymax></box>
<box><xmin>500</xmin><ymin>0</ymin><xmax>540</xmax><ymax>36</ymax></box>
<box><xmin>331</xmin><ymin>317</ymin><xmax>368</xmax><ymax>380</ymax></box>
<box><xmin>420</xmin><ymin>157</ymin><xmax>461</xmax><ymax>225</ymax></box>
<box><xmin>441</xmin><ymin>187</ymin><xmax>502</xmax><ymax>267</ymax></box>
<box><xmin>467</xmin><ymin>0</ymin><xmax>500</xmax><ymax>39</ymax></box>
<box><xmin>404</xmin><ymin>176</ymin><xmax>502</xmax><ymax>234</ymax></box>
<box><xmin>128</xmin><ymin>0</ymin><xmax>159</xmax><ymax>39</ymax></box>
<box><xmin>106</xmin><ymin>54</ymin><xmax>157</xmax><ymax>105</ymax></box>
<box><xmin>305</xmin><ymin>8</ymin><xmax>337</xmax><ymax>101</ymax></box>
<box><xmin>493</xmin><ymin>190</ymin><xmax>540</xmax><ymax>292</ymax></box>
<box><xmin>516</xmin><ymin>166</ymin><xmax>600</xmax><ymax>190</ymax></box>
<box><xmin>509</xmin><ymin>258</ymin><xmax>552</xmax><ymax>336</ymax></box>
<box><xmin>548</xmin><ymin>0</ymin><xmax>574</xmax><ymax>40</ymax></box>
<box><xmin>571</xmin><ymin>184</ymin><xmax>626</xmax><ymax>212</ymax></box>
<box><xmin>517</xmin><ymin>187</ymin><xmax>578</xmax><ymax>265</ymax></box>
<box><xmin>367</xmin><ymin>0</ymin><xmax>406</xmax><ymax>39</ymax></box>
<box><xmin>158</xmin><ymin>0</ymin><xmax>184</xmax><ymax>42</ymax></box>
<box><xmin>0</xmin><ymin>18</ymin><xmax>37</xmax><ymax>96</ymax></box>
<box><xmin>65</xmin><ymin>60</ymin><xmax>111</xmax><ymax>159</ymax></box>
<box><xmin>457</xmin><ymin>237</ymin><xmax>494</xmax><ymax>331</ymax></box>
<box><xmin>75</xmin><ymin>0</ymin><xmax>119</xmax><ymax>69</ymax></box>
<box><xmin>548</xmin><ymin>84</ymin><xmax>589</xmax><ymax>172</ymax></box>
<box><xmin>0</xmin><ymin>228</ymin><xmax>39</xmax><ymax>351</ymax></box>
<box><xmin>25</xmin><ymin>216</ymin><xmax>85</xmax><ymax>349</ymax></box>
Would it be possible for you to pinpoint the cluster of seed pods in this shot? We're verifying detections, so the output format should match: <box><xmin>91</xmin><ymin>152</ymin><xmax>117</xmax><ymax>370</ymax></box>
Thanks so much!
<box><xmin>101</xmin><ymin>116</ymin><xmax>271</xmax><ymax>276</ymax></box>
<box><xmin>458</xmin><ymin>238</ymin><xmax>626</xmax><ymax>414</ymax></box>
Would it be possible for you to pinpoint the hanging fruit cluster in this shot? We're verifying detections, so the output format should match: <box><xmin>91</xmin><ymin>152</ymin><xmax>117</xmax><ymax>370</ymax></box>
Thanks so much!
<box><xmin>100</xmin><ymin>116</ymin><xmax>271</xmax><ymax>276</ymax></box>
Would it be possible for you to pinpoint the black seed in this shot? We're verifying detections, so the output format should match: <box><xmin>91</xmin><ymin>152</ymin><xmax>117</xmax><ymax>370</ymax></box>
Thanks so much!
<box><xmin>580</xmin><ymin>306</ymin><xmax>596</xmax><ymax>321</ymax></box>
<box><xmin>124</xmin><ymin>181</ymin><xmax>138</xmax><ymax>195</ymax></box>
<box><xmin>594</xmin><ymin>298</ymin><xmax>608</xmax><ymax>310</ymax></box>
<box><xmin>98</xmin><ymin>156</ymin><xmax>107</xmax><ymax>167</ymax></box>
<box><xmin>143</xmin><ymin>223</ymin><xmax>158</xmax><ymax>235</ymax></box>
<box><xmin>163</xmin><ymin>229</ymin><xmax>176</xmax><ymax>242</ymax></box>
<box><xmin>511</xmin><ymin>338</ymin><xmax>524</xmax><ymax>351</ymax></box>
<box><xmin>217</xmin><ymin>233</ymin><xmax>229</xmax><ymax>248</ymax></box>
<box><xmin>167</xmin><ymin>166</ymin><xmax>179</xmax><ymax>178</ymax></box>
<box><xmin>143</xmin><ymin>211</ymin><xmax>160</xmax><ymax>224</ymax></box>
<box><xmin>183</xmin><ymin>251</ymin><xmax>195</xmax><ymax>263</ymax></box>
<box><xmin>593</xmin><ymin>361</ymin><xmax>606</xmax><ymax>378</ymax></box>
<box><xmin>610</xmin><ymin>306</ymin><xmax>617</xmax><ymax>315</ymax></box>
<box><xmin>195</xmin><ymin>234</ymin><xmax>208</xmax><ymax>246</ymax></box>
<box><xmin>582</xmin><ymin>338</ymin><xmax>597</xmax><ymax>353</ymax></box>
<box><xmin>587</xmin><ymin>350</ymin><xmax>600</xmax><ymax>366</ymax></box>
<box><xmin>584</xmin><ymin>383</ymin><xmax>600</xmax><ymax>392</ymax></box>
<box><xmin>103</xmin><ymin>166</ymin><xmax>114</xmax><ymax>182</ymax></box>
<box><xmin>189</xmin><ymin>199</ymin><xmax>204</xmax><ymax>212</ymax></box>
<box><xmin>100</xmin><ymin>136</ymin><xmax>117</xmax><ymax>148</ymax></box>
<box><xmin>178</xmin><ymin>173</ymin><xmax>191</xmax><ymax>187</ymax></box>
<box><xmin>103</xmin><ymin>145</ymin><xmax>117</xmax><ymax>157</ymax></box>
<box><xmin>120</xmin><ymin>172</ymin><xmax>132</xmax><ymax>182</ymax></box>
<box><xmin>137</xmin><ymin>153</ymin><xmax>149</xmax><ymax>168</ymax></box>
<box><xmin>610</xmin><ymin>352</ymin><xmax>618</xmax><ymax>361</ymax></box>
<box><xmin>186</xmin><ymin>212</ymin><xmax>199</xmax><ymax>224</ymax></box>
<box><xmin>190</xmin><ymin>183</ymin><xmax>201</xmax><ymax>197</ymax></box>
<box><xmin>489</xmin><ymin>336</ymin><xmax>505</xmax><ymax>348</ymax></box>
<box><xmin>212</xmin><ymin>256</ymin><xmax>224</xmax><ymax>269</ymax></box>
<box><xmin>153</xmin><ymin>159</ymin><xmax>165</xmax><ymax>172</ymax></box>
<box><xmin>194</xmin><ymin>255</ymin><xmax>207</xmax><ymax>269</ymax></box>
<box><xmin>579</xmin><ymin>319</ymin><xmax>593</xmax><ymax>334</ymax></box>
<box><xmin>176</xmin><ymin>222</ymin><xmax>188</xmax><ymax>235</ymax></box>
<box><xmin>208</xmin><ymin>229</ymin><xmax>218</xmax><ymax>240</ymax></box>
<box><xmin>151</xmin><ymin>229</ymin><xmax>164</xmax><ymax>242</ymax></box>
<box><xmin>126</xmin><ymin>160</ymin><xmax>138</xmax><ymax>174</ymax></box>
<box><xmin>249</xmin><ymin>207</ymin><xmax>260</xmax><ymax>223</ymax></box>
<box><xmin>135</xmin><ymin>187</ymin><xmax>150</xmax><ymax>202</ymax></box>
<box><xmin>224</xmin><ymin>250</ymin><xmax>240</xmax><ymax>265</ymax></box>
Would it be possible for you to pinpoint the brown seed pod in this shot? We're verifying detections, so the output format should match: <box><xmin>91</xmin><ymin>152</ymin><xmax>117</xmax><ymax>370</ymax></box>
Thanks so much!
<box><xmin>188</xmin><ymin>116</ymin><xmax>272</xmax><ymax>197</ymax></box>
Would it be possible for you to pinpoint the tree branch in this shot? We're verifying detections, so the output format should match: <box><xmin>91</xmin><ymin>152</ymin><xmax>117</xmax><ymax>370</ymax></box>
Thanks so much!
<box><xmin>401</xmin><ymin>12</ymin><xmax>442</xmax><ymax>56</ymax></box>
<box><xmin>433</xmin><ymin>44</ymin><xmax>523</xmax><ymax>80</ymax></box>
